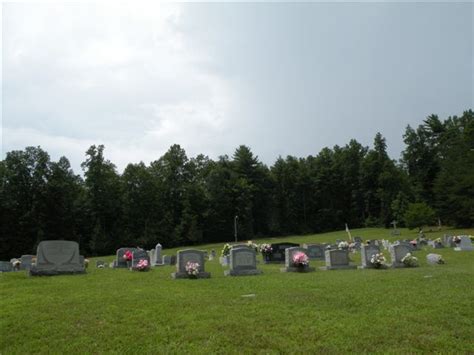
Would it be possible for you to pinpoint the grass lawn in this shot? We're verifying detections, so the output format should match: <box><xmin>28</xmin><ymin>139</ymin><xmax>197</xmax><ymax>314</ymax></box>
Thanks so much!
<box><xmin>1</xmin><ymin>228</ymin><xmax>473</xmax><ymax>354</ymax></box>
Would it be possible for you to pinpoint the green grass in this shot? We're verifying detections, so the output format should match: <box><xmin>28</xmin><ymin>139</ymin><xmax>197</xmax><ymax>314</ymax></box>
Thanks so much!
<box><xmin>1</xmin><ymin>228</ymin><xmax>474</xmax><ymax>354</ymax></box>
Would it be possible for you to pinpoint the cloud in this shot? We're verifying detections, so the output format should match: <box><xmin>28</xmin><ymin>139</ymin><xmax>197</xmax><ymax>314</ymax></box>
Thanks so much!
<box><xmin>3</xmin><ymin>3</ymin><xmax>235</xmax><ymax>172</ymax></box>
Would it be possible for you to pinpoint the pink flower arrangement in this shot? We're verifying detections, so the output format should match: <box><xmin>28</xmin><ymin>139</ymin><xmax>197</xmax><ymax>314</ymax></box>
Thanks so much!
<box><xmin>185</xmin><ymin>261</ymin><xmax>200</xmax><ymax>278</ymax></box>
<box><xmin>123</xmin><ymin>250</ymin><xmax>133</xmax><ymax>261</ymax></box>
<box><xmin>292</xmin><ymin>252</ymin><xmax>309</xmax><ymax>267</ymax></box>
<box><xmin>136</xmin><ymin>259</ymin><xmax>149</xmax><ymax>271</ymax></box>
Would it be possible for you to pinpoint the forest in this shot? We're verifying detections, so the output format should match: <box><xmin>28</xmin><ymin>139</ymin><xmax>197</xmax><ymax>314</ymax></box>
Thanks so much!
<box><xmin>1</xmin><ymin>110</ymin><xmax>472</xmax><ymax>259</ymax></box>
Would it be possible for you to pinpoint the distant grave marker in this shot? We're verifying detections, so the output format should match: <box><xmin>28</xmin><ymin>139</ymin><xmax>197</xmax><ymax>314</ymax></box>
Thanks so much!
<box><xmin>265</xmin><ymin>243</ymin><xmax>300</xmax><ymax>264</ymax></box>
<box><xmin>303</xmin><ymin>244</ymin><xmax>325</xmax><ymax>261</ymax></box>
<box><xmin>320</xmin><ymin>249</ymin><xmax>356</xmax><ymax>270</ymax></box>
<box><xmin>171</xmin><ymin>249</ymin><xmax>210</xmax><ymax>279</ymax></box>
<box><xmin>225</xmin><ymin>247</ymin><xmax>262</xmax><ymax>276</ymax></box>
<box><xmin>281</xmin><ymin>247</ymin><xmax>315</xmax><ymax>273</ymax></box>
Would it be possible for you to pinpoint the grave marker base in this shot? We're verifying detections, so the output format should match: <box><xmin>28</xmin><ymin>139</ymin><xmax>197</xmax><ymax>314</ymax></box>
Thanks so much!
<box><xmin>171</xmin><ymin>271</ymin><xmax>211</xmax><ymax>279</ymax></box>
<box><xmin>224</xmin><ymin>269</ymin><xmax>263</xmax><ymax>276</ymax></box>
<box><xmin>319</xmin><ymin>265</ymin><xmax>357</xmax><ymax>271</ymax></box>
<box><xmin>280</xmin><ymin>266</ymin><xmax>315</xmax><ymax>273</ymax></box>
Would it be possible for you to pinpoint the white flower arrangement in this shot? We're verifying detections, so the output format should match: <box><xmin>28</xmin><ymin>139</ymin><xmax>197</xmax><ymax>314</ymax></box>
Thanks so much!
<box><xmin>259</xmin><ymin>243</ymin><xmax>272</xmax><ymax>255</ymax></box>
<box><xmin>338</xmin><ymin>241</ymin><xmax>349</xmax><ymax>250</ymax></box>
<box><xmin>370</xmin><ymin>253</ymin><xmax>386</xmax><ymax>269</ymax></box>
<box><xmin>401</xmin><ymin>253</ymin><xmax>418</xmax><ymax>267</ymax></box>
<box><xmin>246</xmin><ymin>241</ymin><xmax>259</xmax><ymax>252</ymax></box>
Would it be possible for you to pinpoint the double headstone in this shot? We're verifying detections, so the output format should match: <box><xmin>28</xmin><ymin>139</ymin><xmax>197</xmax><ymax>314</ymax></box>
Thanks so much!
<box><xmin>359</xmin><ymin>244</ymin><xmax>381</xmax><ymax>269</ymax></box>
<box><xmin>264</xmin><ymin>243</ymin><xmax>300</xmax><ymax>263</ymax></box>
<box><xmin>113</xmin><ymin>247</ymin><xmax>138</xmax><ymax>268</ymax></box>
<box><xmin>320</xmin><ymin>249</ymin><xmax>356</xmax><ymax>270</ymax></box>
<box><xmin>281</xmin><ymin>247</ymin><xmax>315</xmax><ymax>273</ymax></box>
<box><xmin>171</xmin><ymin>249</ymin><xmax>210</xmax><ymax>279</ymax></box>
<box><xmin>389</xmin><ymin>244</ymin><xmax>411</xmax><ymax>268</ymax></box>
<box><xmin>454</xmin><ymin>236</ymin><xmax>473</xmax><ymax>251</ymax></box>
<box><xmin>30</xmin><ymin>240</ymin><xmax>86</xmax><ymax>276</ymax></box>
<box><xmin>303</xmin><ymin>244</ymin><xmax>325</xmax><ymax>261</ymax></box>
<box><xmin>225</xmin><ymin>247</ymin><xmax>262</xmax><ymax>276</ymax></box>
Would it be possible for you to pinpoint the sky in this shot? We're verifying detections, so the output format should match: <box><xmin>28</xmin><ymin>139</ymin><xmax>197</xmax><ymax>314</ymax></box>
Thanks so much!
<box><xmin>2</xmin><ymin>2</ymin><xmax>473</xmax><ymax>173</ymax></box>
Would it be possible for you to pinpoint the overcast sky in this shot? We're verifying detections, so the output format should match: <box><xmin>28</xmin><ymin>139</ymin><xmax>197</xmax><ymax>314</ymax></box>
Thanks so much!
<box><xmin>2</xmin><ymin>2</ymin><xmax>473</xmax><ymax>173</ymax></box>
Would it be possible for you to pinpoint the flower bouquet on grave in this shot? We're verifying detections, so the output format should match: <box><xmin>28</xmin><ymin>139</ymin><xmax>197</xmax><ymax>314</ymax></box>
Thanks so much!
<box><xmin>12</xmin><ymin>259</ymin><xmax>21</xmax><ymax>271</ymax></box>
<box><xmin>123</xmin><ymin>250</ymin><xmax>133</xmax><ymax>268</ymax></box>
<box><xmin>185</xmin><ymin>261</ymin><xmax>200</xmax><ymax>279</ymax></box>
<box><xmin>453</xmin><ymin>236</ymin><xmax>461</xmax><ymax>244</ymax></box>
<box><xmin>338</xmin><ymin>241</ymin><xmax>349</xmax><ymax>250</ymax></box>
<box><xmin>135</xmin><ymin>259</ymin><xmax>150</xmax><ymax>271</ymax></box>
<box><xmin>221</xmin><ymin>244</ymin><xmax>231</xmax><ymax>257</ymax></box>
<box><xmin>246</xmin><ymin>240</ymin><xmax>259</xmax><ymax>252</ymax></box>
<box><xmin>292</xmin><ymin>252</ymin><xmax>309</xmax><ymax>269</ymax></box>
<box><xmin>370</xmin><ymin>253</ymin><xmax>386</xmax><ymax>269</ymax></box>
<box><xmin>401</xmin><ymin>253</ymin><xmax>418</xmax><ymax>267</ymax></box>
<box><xmin>259</xmin><ymin>243</ymin><xmax>272</xmax><ymax>261</ymax></box>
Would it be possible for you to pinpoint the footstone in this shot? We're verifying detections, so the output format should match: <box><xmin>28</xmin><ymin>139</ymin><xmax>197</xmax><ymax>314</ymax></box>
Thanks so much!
<box><xmin>358</xmin><ymin>244</ymin><xmax>381</xmax><ymax>269</ymax></box>
<box><xmin>171</xmin><ymin>249</ymin><xmax>210</xmax><ymax>279</ymax></box>
<box><xmin>303</xmin><ymin>244</ymin><xmax>325</xmax><ymax>261</ymax></box>
<box><xmin>30</xmin><ymin>240</ymin><xmax>85</xmax><ymax>276</ymax></box>
<box><xmin>224</xmin><ymin>247</ymin><xmax>262</xmax><ymax>276</ymax></box>
<box><xmin>320</xmin><ymin>249</ymin><xmax>356</xmax><ymax>270</ymax></box>
<box><xmin>281</xmin><ymin>247</ymin><xmax>315</xmax><ymax>273</ymax></box>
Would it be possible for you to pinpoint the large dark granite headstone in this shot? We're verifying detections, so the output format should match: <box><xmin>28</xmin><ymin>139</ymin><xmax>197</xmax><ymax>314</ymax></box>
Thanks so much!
<box><xmin>30</xmin><ymin>240</ymin><xmax>85</xmax><ymax>276</ymax></box>
<box><xmin>265</xmin><ymin>243</ymin><xmax>300</xmax><ymax>263</ymax></box>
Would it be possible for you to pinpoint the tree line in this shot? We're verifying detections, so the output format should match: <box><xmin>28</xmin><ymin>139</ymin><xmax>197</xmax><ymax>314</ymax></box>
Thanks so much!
<box><xmin>1</xmin><ymin>110</ymin><xmax>472</xmax><ymax>259</ymax></box>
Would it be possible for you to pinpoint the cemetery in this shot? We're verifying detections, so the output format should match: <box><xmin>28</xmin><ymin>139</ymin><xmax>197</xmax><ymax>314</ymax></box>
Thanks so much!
<box><xmin>1</xmin><ymin>227</ymin><xmax>473</xmax><ymax>353</ymax></box>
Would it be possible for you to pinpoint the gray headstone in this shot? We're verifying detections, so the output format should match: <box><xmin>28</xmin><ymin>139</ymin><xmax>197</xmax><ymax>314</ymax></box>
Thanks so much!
<box><xmin>389</xmin><ymin>244</ymin><xmax>412</xmax><ymax>268</ymax></box>
<box><xmin>20</xmin><ymin>255</ymin><xmax>35</xmax><ymax>270</ymax></box>
<box><xmin>360</xmin><ymin>244</ymin><xmax>381</xmax><ymax>269</ymax></box>
<box><xmin>30</xmin><ymin>240</ymin><xmax>85</xmax><ymax>276</ymax></box>
<box><xmin>225</xmin><ymin>247</ymin><xmax>262</xmax><ymax>276</ymax></box>
<box><xmin>454</xmin><ymin>236</ymin><xmax>473</xmax><ymax>251</ymax></box>
<box><xmin>114</xmin><ymin>247</ymin><xmax>138</xmax><ymax>268</ymax></box>
<box><xmin>171</xmin><ymin>249</ymin><xmax>210</xmax><ymax>279</ymax></box>
<box><xmin>281</xmin><ymin>247</ymin><xmax>315</xmax><ymax>272</ymax></box>
<box><xmin>321</xmin><ymin>249</ymin><xmax>356</xmax><ymax>270</ymax></box>
<box><xmin>303</xmin><ymin>244</ymin><xmax>325</xmax><ymax>260</ymax></box>
<box><xmin>162</xmin><ymin>255</ymin><xmax>171</xmax><ymax>265</ymax></box>
<box><xmin>131</xmin><ymin>249</ymin><xmax>151</xmax><ymax>270</ymax></box>
<box><xmin>0</xmin><ymin>261</ymin><xmax>13</xmax><ymax>272</ymax></box>
<box><xmin>152</xmin><ymin>243</ymin><xmax>163</xmax><ymax>265</ymax></box>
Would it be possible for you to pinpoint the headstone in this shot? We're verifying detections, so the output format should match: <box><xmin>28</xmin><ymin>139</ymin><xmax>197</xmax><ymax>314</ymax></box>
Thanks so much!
<box><xmin>162</xmin><ymin>255</ymin><xmax>171</xmax><ymax>265</ymax></box>
<box><xmin>0</xmin><ymin>261</ymin><xmax>13</xmax><ymax>272</ymax></box>
<box><xmin>113</xmin><ymin>247</ymin><xmax>138</xmax><ymax>268</ymax></box>
<box><xmin>20</xmin><ymin>255</ymin><xmax>35</xmax><ymax>270</ymax></box>
<box><xmin>131</xmin><ymin>249</ymin><xmax>151</xmax><ymax>270</ymax></box>
<box><xmin>281</xmin><ymin>247</ymin><xmax>315</xmax><ymax>272</ymax></box>
<box><xmin>359</xmin><ymin>244</ymin><xmax>381</xmax><ymax>269</ymax></box>
<box><xmin>303</xmin><ymin>244</ymin><xmax>325</xmax><ymax>261</ymax></box>
<box><xmin>225</xmin><ymin>247</ymin><xmax>262</xmax><ymax>276</ymax></box>
<box><xmin>30</xmin><ymin>240</ymin><xmax>86</xmax><ymax>276</ymax></box>
<box><xmin>389</xmin><ymin>244</ymin><xmax>412</xmax><ymax>268</ymax></box>
<box><xmin>443</xmin><ymin>235</ymin><xmax>455</xmax><ymax>247</ymax></box>
<box><xmin>454</xmin><ymin>236</ymin><xmax>473</xmax><ymax>251</ymax></box>
<box><xmin>264</xmin><ymin>243</ymin><xmax>300</xmax><ymax>263</ymax></box>
<box><xmin>151</xmin><ymin>243</ymin><xmax>164</xmax><ymax>266</ymax></box>
<box><xmin>320</xmin><ymin>249</ymin><xmax>356</xmax><ymax>270</ymax></box>
<box><xmin>171</xmin><ymin>249</ymin><xmax>210</xmax><ymax>279</ymax></box>
<box><xmin>426</xmin><ymin>253</ymin><xmax>444</xmax><ymax>265</ymax></box>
